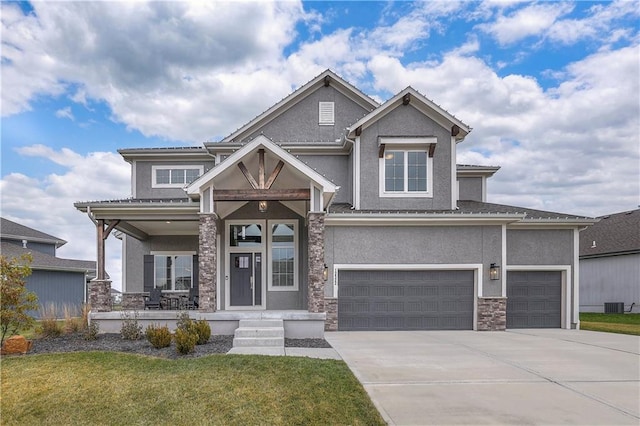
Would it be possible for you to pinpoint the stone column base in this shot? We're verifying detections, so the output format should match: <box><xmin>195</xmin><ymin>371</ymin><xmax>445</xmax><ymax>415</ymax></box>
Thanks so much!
<box><xmin>477</xmin><ymin>297</ymin><xmax>506</xmax><ymax>331</ymax></box>
<box><xmin>122</xmin><ymin>292</ymin><xmax>146</xmax><ymax>310</ymax></box>
<box><xmin>324</xmin><ymin>297</ymin><xmax>338</xmax><ymax>331</ymax></box>
<box><xmin>90</xmin><ymin>279</ymin><xmax>112</xmax><ymax>312</ymax></box>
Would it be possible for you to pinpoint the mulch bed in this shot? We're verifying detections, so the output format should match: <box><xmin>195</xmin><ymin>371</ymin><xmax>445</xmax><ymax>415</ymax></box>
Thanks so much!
<box><xmin>18</xmin><ymin>334</ymin><xmax>331</xmax><ymax>360</ymax></box>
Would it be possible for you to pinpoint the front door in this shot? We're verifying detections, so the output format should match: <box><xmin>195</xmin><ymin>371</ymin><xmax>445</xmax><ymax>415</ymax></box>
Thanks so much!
<box><xmin>230</xmin><ymin>252</ymin><xmax>262</xmax><ymax>307</ymax></box>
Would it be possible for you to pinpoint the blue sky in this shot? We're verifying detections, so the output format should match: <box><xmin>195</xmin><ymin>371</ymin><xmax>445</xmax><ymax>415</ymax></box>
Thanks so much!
<box><xmin>1</xmin><ymin>1</ymin><xmax>639</xmax><ymax>290</ymax></box>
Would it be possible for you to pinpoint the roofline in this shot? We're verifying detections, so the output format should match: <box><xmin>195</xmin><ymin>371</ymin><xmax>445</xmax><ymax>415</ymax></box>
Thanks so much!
<box><xmin>1</xmin><ymin>234</ymin><xmax>67</xmax><ymax>248</ymax></box>
<box><xmin>325</xmin><ymin>213</ymin><xmax>525</xmax><ymax>226</ymax></box>
<box><xmin>221</xmin><ymin>69</ymin><xmax>379</xmax><ymax>143</ymax></box>
<box><xmin>456</xmin><ymin>165</ymin><xmax>501</xmax><ymax>177</ymax></box>
<box><xmin>580</xmin><ymin>249</ymin><xmax>640</xmax><ymax>259</ymax></box>
<box><xmin>31</xmin><ymin>265</ymin><xmax>92</xmax><ymax>273</ymax></box>
<box><xmin>118</xmin><ymin>147</ymin><xmax>210</xmax><ymax>163</ymax></box>
<box><xmin>347</xmin><ymin>87</ymin><xmax>471</xmax><ymax>140</ymax></box>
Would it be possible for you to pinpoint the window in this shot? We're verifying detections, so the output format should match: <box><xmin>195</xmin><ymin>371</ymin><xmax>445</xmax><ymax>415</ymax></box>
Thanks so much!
<box><xmin>152</xmin><ymin>166</ymin><xmax>203</xmax><ymax>188</ymax></box>
<box><xmin>318</xmin><ymin>102</ymin><xmax>334</xmax><ymax>125</ymax></box>
<box><xmin>269</xmin><ymin>222</ymin><xmax>298</xmax><ymax>291</ymax></box>
<box><xmin>229</xmin><ymin>224</ymin><xmax>262</xmax><ymax>247</ymax></box>
<box><xmin>379</xmin><ymin>137</ymin><xmax>434</xmax><ymax>198</ymax></box>
<box><xmin>154</xmin><ymin>254</ymin><xmax>193</xmax><ymax>291</ymax></box>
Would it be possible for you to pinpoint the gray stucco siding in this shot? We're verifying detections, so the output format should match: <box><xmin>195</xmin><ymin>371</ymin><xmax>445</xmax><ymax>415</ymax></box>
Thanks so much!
<box><xmin>27</xmin><ymin>270</ymin><xmax>86</xmax><ymax>318</ymax></box>
<box><xmin>580</xmin><ymin>253</ymin><xmax>640</xmax><ymax>312</ymax></box>
<box><xmin>134</xmin><ymin>160</ymin><xmax>215</xmax><ymax>199</ymax></box>
<box><xmin>325</xmin><ymin>225</ymin><xmax>502</xmax><ymax>297</ymax></box>
<box><xmin>358</xmin><ymin>105</ymin><xmax>453</xmax><ymax>210</ymax></box>
<box><xmin>297</xmin><ymin>154</ymin><xmax>351</xmax><ymax>203</ymax></box>
<box><xmin>245</xmin><ymin>85</ymin><xmax>370</xmax><ymax>143</ymax></box>
<box><xmin>507</xmin><ymin>229</ymin><xmax>574</xmax><ymax>265</ymax></box>
<box><xmin>458</xmin><ymin>177</ymin><xmax>483</xmax><ymax>202</ymax></box>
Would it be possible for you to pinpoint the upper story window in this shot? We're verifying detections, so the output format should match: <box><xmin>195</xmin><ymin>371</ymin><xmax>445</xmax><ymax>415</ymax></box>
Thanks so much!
<box><xmin>318</xmin><ymin>102</ymin><xmax>334</xmax><ymax>125</ymax></box>
<box><xmin>152</xmin><ymin>165</ymin><xmax>204</xmax><ymax>188</ymax></box>
<box><xmin>379</xmin><ymin>137</ymin><xmax>435</xmax><ymax>198</ymax></box>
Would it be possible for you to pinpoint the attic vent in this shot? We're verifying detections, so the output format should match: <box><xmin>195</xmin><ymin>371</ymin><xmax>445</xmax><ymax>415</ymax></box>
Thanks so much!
<box><xmin>319</xmin><ymin>102</ymin><xmax>334</xmax><ymax>125</ymax></box>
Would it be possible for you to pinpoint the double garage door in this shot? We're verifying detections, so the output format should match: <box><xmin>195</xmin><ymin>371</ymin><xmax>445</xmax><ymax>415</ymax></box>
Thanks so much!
<box><xmin>338</xmin><ymin>270</ymin><xmax>475</xmax><ymax>331</ymax></box>
<box><xmin>338</xmin><ymin>269</ymin><xmax>562</xmax><ymax>331</ymax></box>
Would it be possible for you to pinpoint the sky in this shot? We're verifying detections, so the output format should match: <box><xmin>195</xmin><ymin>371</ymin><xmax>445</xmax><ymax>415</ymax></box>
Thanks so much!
<box><xmin>1</xmin><ymin>0</ymin><xmax>639</xmax><ymax>291</ymax></box>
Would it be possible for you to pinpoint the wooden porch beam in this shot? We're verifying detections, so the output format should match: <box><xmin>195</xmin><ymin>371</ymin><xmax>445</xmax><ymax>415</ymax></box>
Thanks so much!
<box><xmin>103</xmin><ymin>220</ymin><xmax>120</xmax><ymax>240</ymax></box>
<box><xmin>213</xmin><ymin>189</ymin><xmax>310</xmax><ymax>201</ymax></box>
<box><xmin>264</xmin><ymin>160</ymin><xmax>285</xmax><ymax>189</ymax></box>
<box><xmin>237</xmin><ymin>161</ymin><xmax>259</xmax><ymax>189</ymax></box>
<box><xmin>258</xmin><ymin>149</ymin><xmax>265</xmax><ymax>189</ymax></box>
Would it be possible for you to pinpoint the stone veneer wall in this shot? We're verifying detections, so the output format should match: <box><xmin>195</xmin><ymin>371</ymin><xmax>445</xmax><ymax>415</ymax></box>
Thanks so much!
<box><xmin>307</xmin><ymin>212</ymin><xmax>326</xmax><ymax>313</ymax></box>
<box><xmin>199</xmin><ymin>213</ymin><xmax>218</xmax><ymax>312</ymax></box>
<box><xmin>90</xmin><ymin>279</ymin><xmax>112</xmax><ymax>312</ymax></box>
<box><xmin>122</xmin><ymin>292</ymin><xmax>146</xmax><ymax>310</ymax></box>
<box><xmin>477</xmin><ymin>297</ymin><xmax>507</xmax><ymax>331</ymax></box>
<box><xmin>324</xmin><ymin>297</ymin><xmax>338</xmax><ymax>331</ymax></box>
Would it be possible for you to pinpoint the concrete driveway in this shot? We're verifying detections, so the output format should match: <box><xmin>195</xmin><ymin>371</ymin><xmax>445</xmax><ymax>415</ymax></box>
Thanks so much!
<box><xmin>325</xmin><ymin>330</ymin><xmax>640</xmax><ymax>425</ymax></box>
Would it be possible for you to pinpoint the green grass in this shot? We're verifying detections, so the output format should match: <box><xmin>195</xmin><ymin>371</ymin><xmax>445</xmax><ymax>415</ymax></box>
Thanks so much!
<box><xmin>1</xmin><ymin>352</ymin><xmax>385</xmax><ymax>426</ymax></box>
<box><xmin>580</xmin><ymin>313</ymin><xmax>640</xmax><ymax>336</ymax></box>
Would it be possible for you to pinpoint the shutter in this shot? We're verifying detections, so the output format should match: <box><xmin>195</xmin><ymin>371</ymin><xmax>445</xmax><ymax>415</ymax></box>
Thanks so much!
<box><xmin>319</xmin><ymin>102</ymin><xmax>334</xmax><ymax>125</ymax></box>
<box><xmin>192</xmin><ymin>255</ymin><xmax>199</xmax><ymax>291</ymax></box>
<box><xmin>143</xmin><ymin>255</ymin><xmax>154</xmax><ymax>292</ymax></box>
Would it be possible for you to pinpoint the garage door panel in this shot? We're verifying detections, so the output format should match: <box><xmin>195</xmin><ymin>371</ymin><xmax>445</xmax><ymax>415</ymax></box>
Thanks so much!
<box><xmin>338</xmin><ymin>269</ymin><xmax>474</xmax><ymax>331</ymax></box>
<box><xmin>507</xmin><ymin>271</ymin><xmax>561</xmax><ymax>329</ymax></box>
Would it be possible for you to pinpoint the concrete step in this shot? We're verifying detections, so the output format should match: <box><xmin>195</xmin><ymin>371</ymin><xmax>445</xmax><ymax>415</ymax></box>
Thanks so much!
<box><xmin>238</xmin><ymin>319</ymin><xmax>283</xmax><ymax>328</ymax></box>
<box><xmin>234</xmin><ymin>327</ymin><xmax>284</xmax><ymax>338</ymax></box>
<box><xmin>233</xmin><ymin>337</ymin><xmax>285</xmax><ymax>348</ymax></box>
<box><xmin>228</xmin><ymin>347</ymin><xmax>285</xmax><ymax>356</ymax></box>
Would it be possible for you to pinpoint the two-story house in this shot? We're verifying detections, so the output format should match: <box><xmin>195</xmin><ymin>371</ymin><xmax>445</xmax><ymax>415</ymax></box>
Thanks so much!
<box><xmin>75</xmin><ymin>70</ymin><xmax>594</xmax><ymax>336</ymax></box>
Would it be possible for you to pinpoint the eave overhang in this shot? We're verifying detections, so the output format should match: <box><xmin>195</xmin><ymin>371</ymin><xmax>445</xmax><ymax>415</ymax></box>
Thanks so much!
<box><xmin>325</xmin><ymin>213</ymin><xmax>525</xmax><ymax>226</ymax></box>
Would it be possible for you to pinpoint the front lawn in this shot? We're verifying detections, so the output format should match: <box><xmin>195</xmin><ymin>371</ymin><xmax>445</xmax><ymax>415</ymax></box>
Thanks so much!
<box><xmin>580</xmin><ymin>313</ymin><xmax>640</xmax><ymax>336</ymax></box>
<box><xmin>1</xmin><ymin>352</ymin><xmax>385</xmax><ymax>426</ymax></box>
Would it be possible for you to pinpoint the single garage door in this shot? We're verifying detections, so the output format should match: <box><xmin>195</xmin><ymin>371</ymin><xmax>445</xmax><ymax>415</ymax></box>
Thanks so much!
<box><xmin>507</xmin><ymin>271</ymin><xmax>562</xmax><ymax>328</ymax></box>
<box><xmin>338</xmin><ymin>269</ymin><xmax>474</xmax><ymax>331</ymax></box>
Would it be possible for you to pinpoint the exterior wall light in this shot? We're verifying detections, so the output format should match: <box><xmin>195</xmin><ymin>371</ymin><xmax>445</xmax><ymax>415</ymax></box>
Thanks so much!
<box><xmin>489</xmin><ymin>263</ymin><xmax>500</xmax><ymax>280</ymax></box>
<box><xmin>259</xmin><ymin>201</ymin><xmax>268</xmax><ymax>212</ymax></box>
<box><xmin>323</xmin><ymin>264</ymin><xmax>329</xmax><ymax>281</ymax></box>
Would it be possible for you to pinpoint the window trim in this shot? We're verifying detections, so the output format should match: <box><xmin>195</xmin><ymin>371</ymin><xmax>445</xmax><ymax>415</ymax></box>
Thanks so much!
<box><xmin>379</xmin><ymin>149</ymin><xmax>433</xmax><ymax>198</ymax></box>
<box><xmin>150</xmin><ymin>251</ymin><xmax>196</xmax><ymax>292</ymax></box>
<box><xmin>152</xmin><ymin>165</ymin><xmax>204</xmax><ymax>188</ymax></box>
<box><xmin>318</xmin><ymin>101</ymin><xmax>335</xmax><ymax>126</ymax></box>
<box><xmin>267</xmin><ymin>220</ymin><xmax>299</xmax><ymax>292</ymax></box>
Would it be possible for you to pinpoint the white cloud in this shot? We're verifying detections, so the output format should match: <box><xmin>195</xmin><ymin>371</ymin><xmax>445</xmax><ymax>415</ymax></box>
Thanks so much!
<box><xmin>0</xmin><ymin>146</ymin><xmax>131</xmax><ymax>290</ymax></box>
<box><xmin>479</xmin><ymin>2</ymin><xmax>574</xmax><ymax>45</ymax></box>
<box><xmin>54</xmin><ymin>107</ymin><xmax>74</xmax><ymax>121</ymax></box>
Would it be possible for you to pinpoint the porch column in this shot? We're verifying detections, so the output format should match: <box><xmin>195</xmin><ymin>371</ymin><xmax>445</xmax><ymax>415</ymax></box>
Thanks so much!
<box><xmin>307</xmin><ymin>212</ymin><xmax>326</xmax><ymax>313</ymax></box>
<box><xmin>199</xmin><ymin>213</ymin><xmax>218</xmax><ymax>312</ymax></box>
<box><xmin>91</xmin><ymin>219</ymin><xmax>113</xmax><ymax>312</ymax></box>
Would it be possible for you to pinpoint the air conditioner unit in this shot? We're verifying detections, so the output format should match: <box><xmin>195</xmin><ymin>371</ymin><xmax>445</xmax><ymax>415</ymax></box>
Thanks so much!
<box><xmin>604</xmin><ymin>302</ymin><xmax>624</xmax><ymax>314</ymax></box>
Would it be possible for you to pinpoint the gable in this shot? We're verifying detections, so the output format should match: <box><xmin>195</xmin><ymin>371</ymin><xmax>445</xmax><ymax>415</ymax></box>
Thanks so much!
<box><xmin>222</xmin><ymin>70</ymin><xmax>378</xmax><ymax>143</ymax></box>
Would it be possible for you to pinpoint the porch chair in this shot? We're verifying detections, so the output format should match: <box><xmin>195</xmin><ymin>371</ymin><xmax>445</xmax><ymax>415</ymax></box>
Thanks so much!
<box><xmin>180</xmin><ymin>287</ymin><xmax>199</xmax><ymax>310</ymax></box>
<box><xmin>144</xmin><ymin>288</ymin><xmax>166</xmax><ymax>310</ymax></box>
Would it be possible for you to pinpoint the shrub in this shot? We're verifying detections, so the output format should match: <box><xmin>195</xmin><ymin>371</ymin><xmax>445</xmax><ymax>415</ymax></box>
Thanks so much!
<box><xmin>174</xmin><ymin>328</ymin><xmax>197</xmax><ymax>354</ymax></box>
<box><xmin>0</xmin><ymin>254</ymin><xmax>38</xmax><ymax>345</ymax></box>
<box><xmin>120</xmin><ymin>311</ymin><xmax>143</xmax><ymax>340</ymax></box>
<box><xmin>176</xmin><ymin>311</ymin><xmax>193</xmax><ymax>332</ymax></box>
<box><xmin>145</xmin><ymin>324</ymin><xmax>172</xmax><ymax>349</ymax></box>
<box><xmin>38</xmin><ymin>303</ymin><xmax>62</xmax><ymax>338</ymax></box>
<box><xmin>84</xmin><ymin>320</ymin><xmax>99</xmax><ymax>341</ymax></box>
<box><xmin>193</xmin><ymin>320</ymin><xmax>211</xmax><ymax>345</ymax></box>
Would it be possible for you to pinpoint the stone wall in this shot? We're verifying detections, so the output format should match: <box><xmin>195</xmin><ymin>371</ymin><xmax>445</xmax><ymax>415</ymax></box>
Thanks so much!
<box><xmin>199</xmin><ymin>213</ymin><xmax>218</xmax><ymax>312</ymax></box>
<box><xmin>477</xmin><ymin>297</ymin><xmax>507</xmax><ymax>331</ymax></box>
<box><xmin>122</xmin><ymin>292</ymin><xmax>146</xmax><ymax>310</ymax></box>
<box><xmin>324</xmin><ymin>297</ymin><xmax>338</xmax><ymax>331</ymax></box>
<box><xmin>89</xmin><ymin>279</ymin><xmax>112</xmax><ymax>312</ymax></box>
<box><xmin>307</xmin><ymin>212</ymin><xmax>325</xmax><ymax>313</ymax></box>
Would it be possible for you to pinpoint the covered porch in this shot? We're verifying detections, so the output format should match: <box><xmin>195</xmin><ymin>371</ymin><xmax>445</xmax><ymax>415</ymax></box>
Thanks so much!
<box><xmin>75</xmin><ymin>136</ymin><xmax>338</xmax><ymax>334</ymax></box>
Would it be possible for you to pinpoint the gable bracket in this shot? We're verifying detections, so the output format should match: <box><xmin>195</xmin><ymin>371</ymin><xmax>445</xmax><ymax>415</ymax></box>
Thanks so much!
<box><xmin>324</xmin><ymin>75</ymin><xmax>331</xmax><ymax>87</ymax></box>
<box><xmin>428</xmin><ymin>144</ymin><xmax>436</xmax><ymax>158</ymax></box>
<box><xmin>378</xmin><ymin>144</ymin><xmax>386</xmax><ymax>159</ymax></box>
<box><xmin>355</xmin><ymin>126</ymin><xmax>362</xmax><ymax>136</ymax></box>
<box><xmin>237</xmin><ymin>162</ymin><xmax>259</xmax><ymax>189</ymax></box>
<box><xmin>265</xmin><ymin>160</ymin><xmax>285</xmax><ymax>189</ymax></box>
<box><xmin>403</xmin><ymin>93</ymin><xmax>411</xmax><ymax>105</ymax></box>
<box><xmin>451</xmin><ymin>125</ymin><xmax>460</xmax><ymax>137</ymax></box>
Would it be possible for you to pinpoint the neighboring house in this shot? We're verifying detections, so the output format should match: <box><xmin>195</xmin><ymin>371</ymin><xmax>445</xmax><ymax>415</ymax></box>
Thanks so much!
<box><xmin>579</xmin><ymin>209</ymin><xmax>639</xmax><ymax>313</ymax></box>
<box><xmin>0</xmin><ymin>217</ymin><xmax>97</xmax><ymax>317</ymax></box>
<box><xmin>75</xmin><ymin>70</ymin><xmax>595</xmax><ymax>333</ymax></box>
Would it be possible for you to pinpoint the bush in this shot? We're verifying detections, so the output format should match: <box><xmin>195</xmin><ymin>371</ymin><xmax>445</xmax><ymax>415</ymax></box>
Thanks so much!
<box><xmin>174</xmin><ymin>328</ymin><xmax>197</xmax><ymax>354</ymax></box>
<box><xmin>38</xmin><ymin>303</ymin><xmax>62</xmax><ymax>338</ymax></box>
<box><xmin>84</xmin><ymin>320</ymin><xmax>99</xmax><ymax>341</ymax></box>
<box><xmin>120</xmin><ymin>311</ymin><xmax>143</xmax><ymax>340</ymax></box>
<box><xmin>193</xmin><ymin>320</ymin><xmax>211</xmax><ymax>345</ymax></box>
<box><xmin>176</xmin><ymin>311</ymin><xmax>193</xmax><ymax>332</ymax></box>
<box><xmin>0</xmin><ymin>254</ymin><xmax>38</xmax><ymax>345</ymax></box>
<box><xmin>145</xmin><ymin>324</ymin><xmax>172</xmax><ymax>349</ymax></box>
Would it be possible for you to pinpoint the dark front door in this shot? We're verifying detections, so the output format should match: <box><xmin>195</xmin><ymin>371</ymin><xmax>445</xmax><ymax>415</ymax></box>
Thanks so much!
<box><xmin>230</xmin><ymin>252</ymin><xmax>261</xmax><ymax>307</ymax></box>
